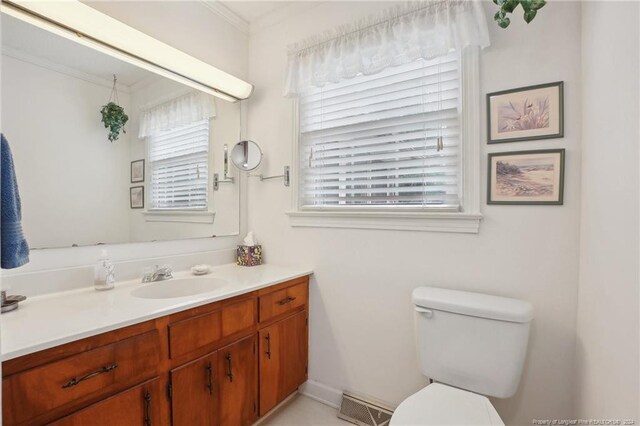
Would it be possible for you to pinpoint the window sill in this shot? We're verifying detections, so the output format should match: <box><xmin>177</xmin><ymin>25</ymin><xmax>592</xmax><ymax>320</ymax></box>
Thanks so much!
<box><xmin>286</xmin><ymin>210</ymin><xmax>482</xmax><ymax>234</ymax></box>
<box><xmin>142</xmin><ymin>210</ymin><xmax>215</xmax><ymax>224</ymax></box>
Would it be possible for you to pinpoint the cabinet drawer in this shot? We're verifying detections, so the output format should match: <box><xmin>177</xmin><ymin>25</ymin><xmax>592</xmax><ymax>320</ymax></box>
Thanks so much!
<box><xmin>50</xmin><ymin>378</ymin><xmax>161</xmax><ymax>426</ymax></box>
<box><xmin>259</xmin><ymin>282</ymin><xmax>307</xmax><ymax>323</ymax></box>
<box><xmin>3</xmin><ymin>330</ymin><xmax>159</xmax><ymax>425</ymax></box>
<box><xmin>169</xmin><ymin>298</ymin><xmax>255</xmax><ymax>359</ymax></box>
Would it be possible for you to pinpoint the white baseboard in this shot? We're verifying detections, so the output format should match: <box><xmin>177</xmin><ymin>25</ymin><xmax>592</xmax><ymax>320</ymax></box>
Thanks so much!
<box><xmin>299</xmin><ymin>380</ymin><xmax>343</xmax><ymax>409</ymax></box>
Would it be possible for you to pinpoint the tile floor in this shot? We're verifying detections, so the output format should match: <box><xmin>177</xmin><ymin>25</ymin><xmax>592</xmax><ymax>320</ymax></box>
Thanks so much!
<box><xmin>258</xmin><ymin>394</ymin><xmax>350</xmax><ymax>426</ymax></box>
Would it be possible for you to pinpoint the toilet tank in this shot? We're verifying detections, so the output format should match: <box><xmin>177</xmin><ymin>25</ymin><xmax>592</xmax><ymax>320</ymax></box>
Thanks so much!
<box><xmin>412</xmin><ymin>287</ymin><xmax>533</xmax><ymax>399</ymax></box>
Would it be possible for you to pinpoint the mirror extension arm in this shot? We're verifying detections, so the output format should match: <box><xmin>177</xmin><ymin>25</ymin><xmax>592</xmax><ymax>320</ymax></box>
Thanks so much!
<box><xmin>249</xmin><ymin>166</ymin><xmax>290</xmax><ymax>187</ymax></box>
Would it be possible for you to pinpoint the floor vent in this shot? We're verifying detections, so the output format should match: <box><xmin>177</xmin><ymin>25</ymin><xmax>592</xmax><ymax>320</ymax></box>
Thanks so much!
<box><xmin>337</xmin><ymin>392</ymin><xmax>394</xmax><ymax>426</ymax></box>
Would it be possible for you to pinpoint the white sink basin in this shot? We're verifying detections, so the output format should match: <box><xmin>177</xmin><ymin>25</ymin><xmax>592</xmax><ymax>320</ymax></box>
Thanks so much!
<box><xmin>131</xmin><ymin>277</ymin><xmax>229</xmax><ymax>299</ymax></box>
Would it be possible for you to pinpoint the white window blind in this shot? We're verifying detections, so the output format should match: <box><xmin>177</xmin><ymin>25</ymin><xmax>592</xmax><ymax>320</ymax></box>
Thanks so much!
<box><xmin>298</xmin><ymin>53</ymin><xmax>461</xmax><ymax>210</ymax></box>
<box><xmin>148</xmin><ymin>119</ymin><xmax>209</xmax><ymax>210</ymax></box>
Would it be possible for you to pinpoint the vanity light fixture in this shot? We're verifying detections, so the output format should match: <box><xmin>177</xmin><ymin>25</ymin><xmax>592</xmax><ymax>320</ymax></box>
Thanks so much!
<box><xmin>0</xmin><ymin>0</ymin><xmax>254</xmax><ymax>102</ymax></box>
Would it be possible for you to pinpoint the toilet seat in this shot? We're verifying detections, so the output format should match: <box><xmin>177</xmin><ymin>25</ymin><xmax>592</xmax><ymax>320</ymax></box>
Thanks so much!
<box><xmin>389</xmin><ymin>383</ymin><xmax>504</xmax><ymax>426</ymax></box>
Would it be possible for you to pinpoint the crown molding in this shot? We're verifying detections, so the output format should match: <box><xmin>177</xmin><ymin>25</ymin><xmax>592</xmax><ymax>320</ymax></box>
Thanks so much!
<box><xmin>2</xmin><ymin>46</ymin><xmax>132</xmax><ymax>94</ymax></box>
<box><xmin>250</xmin><ymin>1</ymin><xmax>324</xmax><ymax>35</ymax></box>
<box><xmin>199</xmin><ymin>1</ymin><xmax>250</xmax><ymax>35</ymax></box>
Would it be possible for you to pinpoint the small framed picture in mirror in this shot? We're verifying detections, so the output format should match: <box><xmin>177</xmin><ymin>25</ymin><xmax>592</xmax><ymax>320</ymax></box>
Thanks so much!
<box><xmin>131</xmin><ymin>159</ymin><xmax>145</xmax><ymax>183</ymax></box>
<box><xmin>130</xmin><ymin>186</ymin><xmax>144</xmax><ymax>209</ymax></box>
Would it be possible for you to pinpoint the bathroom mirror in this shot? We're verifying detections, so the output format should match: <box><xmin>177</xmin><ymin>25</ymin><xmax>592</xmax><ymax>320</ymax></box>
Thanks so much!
<box><xmin>230</xmin><ymin>140</ymin><xmax>263</xmax><ymax>171</ymax></box>
<box><xmin>0</xmin><ymin>11</ymin><xmax>241</xmax><ymax>248</ymax></box>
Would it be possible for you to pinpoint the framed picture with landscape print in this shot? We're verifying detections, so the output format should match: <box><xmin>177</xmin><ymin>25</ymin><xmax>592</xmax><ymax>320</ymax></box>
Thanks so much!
<box><xmin>488</xmin><ymin>149</ymin><xmax>565</xmax><ymax>205</ymax></box>
<box><xmin>487</xmin><ymin>82</ymin><xmax>564</xmax><ymax>143</ymax></box>
<box><xmin>130</xmin><ymin>186</ymin><xmax>144</xmax><ymax>209</ymax></box>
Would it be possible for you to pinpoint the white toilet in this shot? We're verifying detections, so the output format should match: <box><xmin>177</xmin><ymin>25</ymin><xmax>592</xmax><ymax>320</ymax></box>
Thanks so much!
<box><xmin>390</xmin><ymin>287</ymin><xmax>534</xmax><ymax>425</ymax></box>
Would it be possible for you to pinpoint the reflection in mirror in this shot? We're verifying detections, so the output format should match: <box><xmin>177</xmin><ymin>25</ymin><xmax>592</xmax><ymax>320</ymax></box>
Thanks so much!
<box><xmin>0</xmin><ymin>12</ymin><xmax>241</xmax><ymax>248</ymax></box>
<box><xmin>231</xmin><ymin>140</ymin><xmax>263</xmax><ymax>171</ymax></box>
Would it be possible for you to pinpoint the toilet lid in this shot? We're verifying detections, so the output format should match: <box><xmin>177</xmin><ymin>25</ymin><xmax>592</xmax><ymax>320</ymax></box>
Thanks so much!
<box><xmin>389</xmin><ymin>383</ymin><xmax>504</xmax><ymax>426</ymax></box>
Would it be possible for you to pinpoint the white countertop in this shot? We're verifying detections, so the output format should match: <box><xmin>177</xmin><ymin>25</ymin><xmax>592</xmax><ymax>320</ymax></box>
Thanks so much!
<box><xmin>1</xmin><ymin>263</ymin><xmax>313</xmax><ymax>361</ymax></box>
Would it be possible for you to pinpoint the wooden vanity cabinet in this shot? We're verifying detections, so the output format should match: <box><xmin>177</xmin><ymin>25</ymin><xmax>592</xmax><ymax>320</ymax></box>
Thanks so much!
<box><xmin>170</xmin><ymin>352</ymin><xmax>218</xmax><ymax>426</ymax></box>
<box><xmin>2</xmin><ymin>329</ymin><xmax>161</xmax><ymax>425</ymax></box>
<box><xmin>2</xmin><ymin>275</ymin><xmax>309</xmax><ymax>426</ymax></box>
<box><xmin>217</xmin><ymin>334</ymin><xmax>258</xmax><ymax>426</ymax></box>
<box><xmin>258</xmin><ymin>310</ymin><xmax>308</xmax><ymax>416</ymax></box>
<box><xmin>170</xmin><ymin>334</ymin><xmax>257</xmax><ymax>426</ymax></box>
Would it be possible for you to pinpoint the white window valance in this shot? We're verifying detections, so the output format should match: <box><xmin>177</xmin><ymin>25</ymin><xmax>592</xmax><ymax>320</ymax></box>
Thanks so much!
<box><xmin>284</xmin><ymin>0</ymin><xmax>490</xmax><ymax>97</ymax></box>
<box><xmin>138</xmin><ymin>91</ymin><xmax>216</xmax><ymax>138</ymax></box>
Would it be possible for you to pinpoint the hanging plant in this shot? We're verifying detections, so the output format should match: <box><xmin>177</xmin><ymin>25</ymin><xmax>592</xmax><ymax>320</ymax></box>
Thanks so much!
<box><xmin>100</xmin><ymin>75</ymin><xmax>129</xmax><ymax>142</ymax></box>
<box><xmin>493</xmin><ymin>0</ymin><xmax>546</xmax><ymax>28</ymax></box>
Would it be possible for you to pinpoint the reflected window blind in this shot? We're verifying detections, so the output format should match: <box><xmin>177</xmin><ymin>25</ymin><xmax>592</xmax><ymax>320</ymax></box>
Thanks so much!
<box><xmin>298</xmin><ymin>53</ymin><xmax>461</xmax><ymax>209</ymax></box>
<box><xmin>148</xmin><ymin>119</ymin><xmax>209</xmax><ymax>210</ymax></box>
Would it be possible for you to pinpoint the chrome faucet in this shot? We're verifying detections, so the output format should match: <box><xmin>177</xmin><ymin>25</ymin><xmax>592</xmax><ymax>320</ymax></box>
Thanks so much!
<box><xmin>142</xmin><ymin>265</ymin><xmax>173</xmax><ymax>283</ymax></box>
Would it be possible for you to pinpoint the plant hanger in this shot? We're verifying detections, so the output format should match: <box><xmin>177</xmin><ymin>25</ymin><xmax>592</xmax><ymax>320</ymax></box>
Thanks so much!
<box><xmin>100</xmin><ymin>74</ymin><xmax>129</xmax><ymax>142</ymax></box>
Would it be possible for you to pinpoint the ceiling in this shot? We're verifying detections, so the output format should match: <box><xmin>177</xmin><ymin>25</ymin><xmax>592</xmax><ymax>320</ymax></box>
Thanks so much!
<box><xmin>219</xmin><ymin>1</ymin><xmax>295</xmax><ymax>24</ymax></box>
<box><xmin>1</xmin><ymin>13</ymin><xmax>154</xmax><ymax>88</ymax></box>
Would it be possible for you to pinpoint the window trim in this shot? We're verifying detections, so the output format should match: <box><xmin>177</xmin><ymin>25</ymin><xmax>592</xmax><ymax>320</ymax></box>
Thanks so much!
<box><xmin>287</xmin><ymin>47</ymin><xmax>482</xmax><ymax>234</ymax></box>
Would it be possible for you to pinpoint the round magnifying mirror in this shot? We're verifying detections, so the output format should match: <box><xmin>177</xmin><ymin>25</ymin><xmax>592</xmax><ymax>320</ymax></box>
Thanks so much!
<box><xmin>231</xmin><ymin>140</ymin><xmax>263</xmax><ymax>171</ymax></box>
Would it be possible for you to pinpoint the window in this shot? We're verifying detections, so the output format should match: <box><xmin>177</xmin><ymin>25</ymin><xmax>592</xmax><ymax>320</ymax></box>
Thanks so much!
<box><xmin>148</xmin><ymin>119</ymin><xmax>209</xmax><ymax>210</ymax></box>
<box><xmin>298</xmin><ymin>53</ymin><xmax>461</xmax><ymax>211</ymax></box>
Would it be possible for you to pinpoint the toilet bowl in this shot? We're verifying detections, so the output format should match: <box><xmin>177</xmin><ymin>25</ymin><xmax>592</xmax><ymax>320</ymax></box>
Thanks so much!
<box><xmin>389</xmin><ymin>383</ymin><xmax>503</xmax><ymax>426</ymax></box>
<box><xmin>389</xmin><ymin>287</ymin><xmax>533</xmax><ymax>425</ymax></box>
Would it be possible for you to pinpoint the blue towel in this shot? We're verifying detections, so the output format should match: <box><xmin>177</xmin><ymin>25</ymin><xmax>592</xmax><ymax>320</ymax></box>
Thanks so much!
<box><xmin>1</xmin><ymin>134</ymin><xmax>29</xmax><ymax>269</ymax></box>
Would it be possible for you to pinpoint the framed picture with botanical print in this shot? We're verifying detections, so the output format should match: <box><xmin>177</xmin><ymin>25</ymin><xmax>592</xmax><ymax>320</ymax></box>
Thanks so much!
<box><xmin>487</xmin><ymin>82</ymin><xmax>564</xmax><ymax>144</ymax></box>
<box><xmin>130</xmin><ymin>186</ymin><xmax>144</xmax><ymax>209</ymax></box>
<box><xmin>488</xmin><ymin>149</ymin><xmax>565</xmax><ymax>205</ymax></box>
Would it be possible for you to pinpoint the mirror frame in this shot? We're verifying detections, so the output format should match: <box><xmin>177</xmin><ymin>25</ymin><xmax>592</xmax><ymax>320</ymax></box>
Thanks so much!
<box><xmin>230</xmin><ymin>140</ymin><xmax>263</xmax><ymax>171</ymax></box>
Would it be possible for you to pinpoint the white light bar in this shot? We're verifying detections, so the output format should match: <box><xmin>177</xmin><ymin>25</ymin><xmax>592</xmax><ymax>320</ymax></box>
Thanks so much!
<box><xmin>1</xmin><ymin>0</ymin><xmax>254</xmax><ymax>102</ymax></box>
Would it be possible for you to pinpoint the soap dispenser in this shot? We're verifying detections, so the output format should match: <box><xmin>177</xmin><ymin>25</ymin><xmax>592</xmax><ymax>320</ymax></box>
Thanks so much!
<box><xmin>94</xmin><ymin>249</ymin><xmax>115</xmax><ymax>291</ymax></box>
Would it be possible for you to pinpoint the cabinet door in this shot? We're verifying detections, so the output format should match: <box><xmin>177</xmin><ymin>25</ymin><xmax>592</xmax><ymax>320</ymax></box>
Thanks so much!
<box><xmin>218</xmin><ymin>335</ymin><xmax>258</xmax><ymax>426</ymax></box>
<box><xmin>50</xmin><ymin>378</ymin><xmax>162</xmax><ymax>426</ymax></box>
<box><xmin>171</xmin><ymin>352</ymin><xmax>218</xmax><ymax>426</ymax></box>
<box><xmin>259</xmin><ymin>310</ymin><xmax>308</xmax><ymax>416</ymax></box>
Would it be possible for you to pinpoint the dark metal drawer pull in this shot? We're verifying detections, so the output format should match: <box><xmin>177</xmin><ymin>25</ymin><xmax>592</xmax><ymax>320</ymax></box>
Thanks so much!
<box><xmin>61</xmin><ymin>363</ymin><xmax>118</xmax><ymax>389</ymax></box>
<box><xmin>206</xmin><ymin>362</ymin><xmax>213</xmax><ymax>395</ymax></box>
<box><xmin>225</xmin><ymin>353</ymin><xmax>233</xmax><ymax>382</ymax></box>
<box><xmin>265</xmin><ymin>333</ymin><xmax>271</xmax><ymax>359</ymax></box>
<box><xmin>277</xmin><ymin>296</ymin><xmax>296</xmax><ymax>306</ymax></box>
<box><xmin>144</xmin><ymin>391</ymin><xmax>151</xmax><ymax>426</ymax></box>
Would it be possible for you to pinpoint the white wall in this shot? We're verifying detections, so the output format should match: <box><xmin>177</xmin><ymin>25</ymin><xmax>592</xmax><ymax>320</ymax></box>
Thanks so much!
<box><xmin>1</xmin><ymin>54</ymin><xmax>131</xmax><ymax>248</ymax></box>
<box><xmin>246</xmin><ymin>2</ymin><xmax>582</xmax><ymax>424</ymax></box>
<box><xmin>574</xmin><ymin>1</ymin><xmax>640</xmax><ymax>419</ymax></box>
<box><xmin>1</xmin><ymin>1</ymin><xmax>250</xmax><ymax>276</ymax></box>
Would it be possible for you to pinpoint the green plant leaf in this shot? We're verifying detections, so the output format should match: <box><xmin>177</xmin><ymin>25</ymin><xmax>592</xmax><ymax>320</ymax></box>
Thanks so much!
<box><xmin>531</xmin><ymin>0</ymin><xmax>546</xmax><ymax>10</ymax></box>
<box><xmin>494</xmin><ymin>0</ymin><xmax>544</xmax><ymax>28</ymax></box>
<box><xmin>523</xmin><ymin>9</ymin><xmax>537</xmax><ymax>23</ymax></box>
<box><xmin>494</xmin><ymin>9</ymin><xmax>511</xmax><ymax>28</ymax></box>
<box><xmin>503</xmin><ymin>0</ymin><xmax>519</xmax><ymax>13</ymax></box>
<box><xmin>100</xmin><ymin>102</ymin><xmax>128</xmax><ymax>142</ymax></box>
